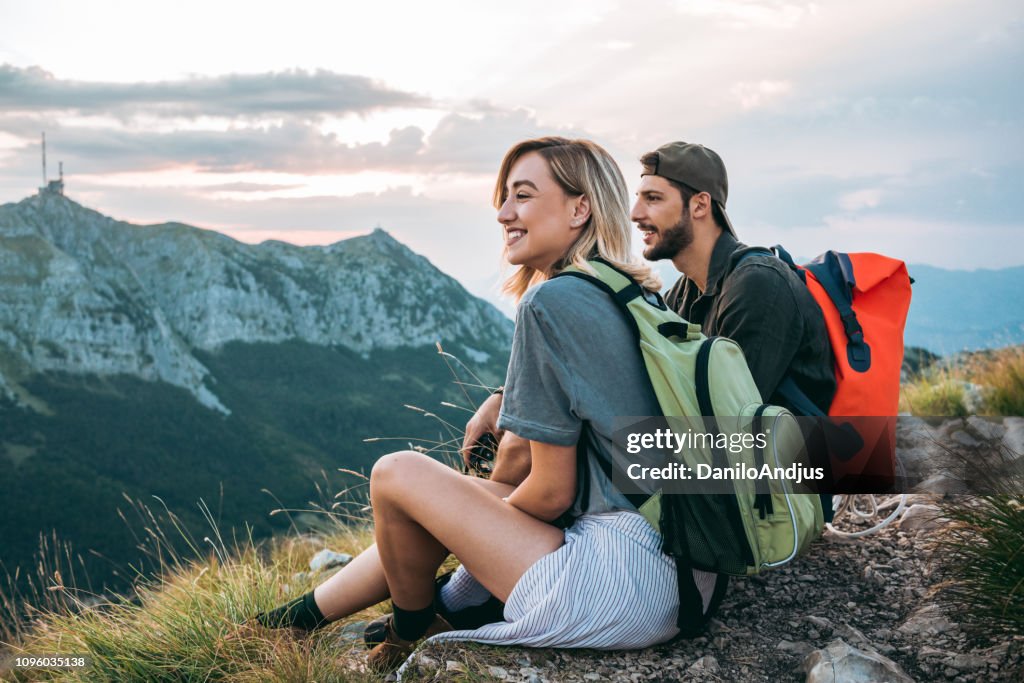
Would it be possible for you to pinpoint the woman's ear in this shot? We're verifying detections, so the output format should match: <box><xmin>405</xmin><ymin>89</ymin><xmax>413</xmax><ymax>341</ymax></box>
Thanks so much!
<box><xmin>571</xmin><ymin>195</ymin><xmax>591</xmax><ymax>230</ymax></box>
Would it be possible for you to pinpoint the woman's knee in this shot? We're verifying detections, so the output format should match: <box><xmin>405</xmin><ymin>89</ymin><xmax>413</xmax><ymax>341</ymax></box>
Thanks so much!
<box><xmin>370</xmin><ymin>450</ymin><xmax>432</xmax><ymax>499</ymax></box>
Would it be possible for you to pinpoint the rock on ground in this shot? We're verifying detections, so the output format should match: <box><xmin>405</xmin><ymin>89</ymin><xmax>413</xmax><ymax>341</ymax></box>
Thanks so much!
<box><xmin>309</xmin><ymin>549</ymin><xmax>353</xmax><ymax>573</ymax></box>
<box><xmin>803</xmin><ymin>639</ymin><xmax>915</xmax><ymax>683</ymax></box>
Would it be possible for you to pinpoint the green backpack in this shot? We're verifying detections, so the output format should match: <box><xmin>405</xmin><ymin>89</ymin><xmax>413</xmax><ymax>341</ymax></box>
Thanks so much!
<box><xmin>556</xmin><ymin>259</ymin><xmax>823</xmax><ymax>578</ymax></box>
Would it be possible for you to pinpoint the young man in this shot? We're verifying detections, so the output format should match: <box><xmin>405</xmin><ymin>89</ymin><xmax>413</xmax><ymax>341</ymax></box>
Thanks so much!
<box><xmin>631</xmin><ymin>141</ymin><xmax>836</xmax><ymax>416</ymax></box>
<box><xmin>630</xmin><ymin>141</ymin><xmax>838</xmax><ymax>631</ymax></box>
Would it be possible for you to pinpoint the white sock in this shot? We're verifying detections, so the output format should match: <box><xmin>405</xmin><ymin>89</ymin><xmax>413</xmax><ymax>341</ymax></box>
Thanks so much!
<box><xmin>439</xmin><ymin>565</ymin><xmax>492</xmax><ymax>611</ymax></box>
<box><xmin>692</xmin><ymin>569</ymin><xmax>717</xmax><ymax>613</ymax></box>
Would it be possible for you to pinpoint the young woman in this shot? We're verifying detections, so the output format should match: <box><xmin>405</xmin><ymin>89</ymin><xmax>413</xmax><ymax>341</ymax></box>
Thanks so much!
<box><xmin>256</xmin><ymin>137</ymin><xmax>722</xmax><ymax>673</ymax></box>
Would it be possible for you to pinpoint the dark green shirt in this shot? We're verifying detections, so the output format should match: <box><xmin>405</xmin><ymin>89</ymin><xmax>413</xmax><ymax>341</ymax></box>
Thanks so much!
<box><xmin>665</xmin><ymin>232</ymin><xmax>836</xmax><ymax>414</ymax></box>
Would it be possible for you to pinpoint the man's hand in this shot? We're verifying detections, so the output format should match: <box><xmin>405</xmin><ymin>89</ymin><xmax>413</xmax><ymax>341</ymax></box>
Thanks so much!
<box><xmin>491</xmin><ymin>432</ymin><xmax>531</xmax><ymax>486</ymax></box>
<box><xmin>461</xmin><ymin>392</ymin><xmax>503</xmax><ymax>470</ymax></box>
<box><xmin>504</xmin><ymin>440</ymin><xmax>576</xmax><ymax>522</ymax></box>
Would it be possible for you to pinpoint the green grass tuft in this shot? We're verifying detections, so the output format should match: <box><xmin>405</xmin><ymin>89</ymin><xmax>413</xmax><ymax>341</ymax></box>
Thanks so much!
<box><xmin>938</xmin><ymin>495</ymin><xmax>1024</xmax><ymax>635</ymax></box>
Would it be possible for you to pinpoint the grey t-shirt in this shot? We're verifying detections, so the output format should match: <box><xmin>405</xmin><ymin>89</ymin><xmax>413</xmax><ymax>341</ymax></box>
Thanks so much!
<box><xmin>497</xmin><ymin>275</ymin><xmax>663</xmax><ymax>519</ymax></box>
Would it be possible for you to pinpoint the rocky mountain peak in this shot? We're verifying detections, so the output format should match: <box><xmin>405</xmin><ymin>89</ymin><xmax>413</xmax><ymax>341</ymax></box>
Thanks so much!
<box><xmin>0</xmin><ymin>195</ymin><xmax>513</xmax><ymax>412</ymax></box>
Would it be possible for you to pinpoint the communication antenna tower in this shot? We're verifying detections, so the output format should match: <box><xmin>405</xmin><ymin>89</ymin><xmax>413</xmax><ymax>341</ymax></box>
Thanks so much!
<box><xmin>38</xmin><ymin>133</ymin><xmax>65</xmax><ymax>196</ymax></box>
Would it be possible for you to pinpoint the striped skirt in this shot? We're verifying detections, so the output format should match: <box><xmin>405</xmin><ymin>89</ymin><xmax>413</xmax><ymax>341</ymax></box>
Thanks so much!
<box><xmin>426</xmin><ymin>511</ymin><xmax>681</xmax><ymax>650</ymax></box>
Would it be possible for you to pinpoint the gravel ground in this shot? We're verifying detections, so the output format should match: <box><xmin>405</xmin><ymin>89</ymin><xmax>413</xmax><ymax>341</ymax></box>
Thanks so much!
<box><xmin>397</xmin><ymin>504</ymin><xmax>1022</xmax><ymax>683</ymax></box>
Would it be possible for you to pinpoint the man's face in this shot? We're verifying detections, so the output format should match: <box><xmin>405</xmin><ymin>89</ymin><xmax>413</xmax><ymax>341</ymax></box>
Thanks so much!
<box><xmin>631</xmin><ymin>175</ymin><xmax>692</xmax><ymax>261</ymax></box>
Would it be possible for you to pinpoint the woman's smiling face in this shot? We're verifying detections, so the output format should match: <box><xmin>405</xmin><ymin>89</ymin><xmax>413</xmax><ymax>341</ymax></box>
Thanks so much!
<box><xmin>497</xmin><ymin>151</ymin><xmax>583</xmax><ymax>273</ymax></box>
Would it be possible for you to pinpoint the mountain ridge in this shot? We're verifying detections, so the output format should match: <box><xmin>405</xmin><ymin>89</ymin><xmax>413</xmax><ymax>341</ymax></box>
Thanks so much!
<box><xmin>0</xmin><ymin>192</ymin><xmax>513</xmax><ymax>412</ymax></box>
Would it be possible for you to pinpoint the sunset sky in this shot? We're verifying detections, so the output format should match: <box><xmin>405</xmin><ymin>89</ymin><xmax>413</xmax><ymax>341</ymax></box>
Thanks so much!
<box><xmin>1</xmin><ymin>0</ymin><xmax>1021</xmax><ymax>302</ymax></box>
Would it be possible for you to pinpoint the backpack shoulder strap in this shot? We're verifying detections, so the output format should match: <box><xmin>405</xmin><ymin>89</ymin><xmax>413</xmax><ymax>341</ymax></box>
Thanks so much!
<box><xmin>733</xmin><ymin>243</ymin><xmax>810</xmax><ymax>284</ymax></box>
<box><xmin>556</xmin><ymin>258</ymin><xmax>665</xmax><ymax>305</ymax></box>
<box><xmin>776</xmin><ymin>376</ymin><xmax>826</xmax><ymax>417</ymax></box>
<box><xmin>804</xmin><ymin>251</ymin><xmax>871</xmax><ymax>372</ymax></box>
<box><xmin>555</xmin><ymin>268</ymin><xmax>644</xmax><ymax>309</ymax></box>
<box><xmin>554</xmin><ymin>262</ymin><xmax>643</xmax><ymax>341</ymax></box>
<box><xmin>553</xmin><ymin>260</ymin><xmax>699</xmax><ymax>513</ymax></box>
<box><xmin>770</xmin><ymin>244</ymin><xmax>801</xmax><ymax>274</ymax></box>
<box><xmin>554</xmin><ymin>259</ymin><xmax>683</xmax><ymax>339</ymax></box>
<box><xmin>728</xmin><ymin>245</ymin><xmax>774</xmax><ymax>274</ymax></box>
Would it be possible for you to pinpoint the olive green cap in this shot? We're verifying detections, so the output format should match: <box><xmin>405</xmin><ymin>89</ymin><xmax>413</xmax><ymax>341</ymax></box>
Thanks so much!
<box><xmin>642</xmin><ymin>141</ymin><xmax>735</xmax><ymax>236</ymax></box>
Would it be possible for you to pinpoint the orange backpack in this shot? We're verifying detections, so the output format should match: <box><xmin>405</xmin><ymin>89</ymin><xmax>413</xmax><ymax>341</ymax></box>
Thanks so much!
<box><xmin>769</xmin><ymin>247</ymin><xmax>913</xmax><ymax>492</ymax></box>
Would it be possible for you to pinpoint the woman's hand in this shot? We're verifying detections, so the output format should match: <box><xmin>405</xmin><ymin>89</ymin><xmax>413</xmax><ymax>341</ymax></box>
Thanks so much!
<box><xmin>461</xmin><ymin>392</ymin><xmax>504</xmax><ymax>469</ymax></box>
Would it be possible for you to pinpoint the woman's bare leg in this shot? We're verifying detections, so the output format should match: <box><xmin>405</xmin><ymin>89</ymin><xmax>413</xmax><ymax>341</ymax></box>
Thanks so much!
<box><xmin>371</xmin><ymin>450</ymin><xmax>564</xmax><ymax>608</ymax></box>
<box><xmin>311</xmin><ymin>543</ymin><xmax>389</xmax><ymax>620</ymax></box>
<box><xmin>311</xmin><ymin>474</ymin><xmax>517</xmax><ymax>619</ymax></box>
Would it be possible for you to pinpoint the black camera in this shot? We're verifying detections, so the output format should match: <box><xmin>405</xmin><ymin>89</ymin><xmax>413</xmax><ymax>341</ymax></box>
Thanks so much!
<box><xmin>466</xmin><ymin>432</ymin><xmax>498</xmax><ymax>475</ymax></box>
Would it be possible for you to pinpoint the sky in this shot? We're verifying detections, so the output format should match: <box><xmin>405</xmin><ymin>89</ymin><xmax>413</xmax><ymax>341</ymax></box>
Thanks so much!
<box><xmin>0</xmin><ymin>0</ymin><xmax>1021</xmax><ymax>305</ymax></box>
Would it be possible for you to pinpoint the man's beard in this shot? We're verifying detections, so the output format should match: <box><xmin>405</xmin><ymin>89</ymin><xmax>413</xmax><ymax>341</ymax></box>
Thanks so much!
<box><xmin>643</xmin><ymin>211</ymin><xmax>693</xmax><ymax>261</ymax></box>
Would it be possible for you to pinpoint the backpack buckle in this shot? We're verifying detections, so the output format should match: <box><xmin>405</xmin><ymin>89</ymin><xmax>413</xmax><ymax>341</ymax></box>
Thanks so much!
<box><xmin>840</xmin><ymin>311</ymin><xmax>863</xmax><ymax>341</ymax></box>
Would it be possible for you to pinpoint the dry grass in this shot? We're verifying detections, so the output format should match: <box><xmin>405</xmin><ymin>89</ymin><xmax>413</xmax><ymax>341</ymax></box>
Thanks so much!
<box><xmin>900</xmin><ymin>370</ymin><xmax>968</xmax><ymax>416</ymax></box>
<box><xmin>0</xmin><ymin>485</ymin><xmax>487</xmax><ymax>682</ymax></box>
<box><xmin>968</xmin><ymin>346</ymin><xmax>1024</xmax><ymax>417</ymax></box>
<box><xmin>0</xmin><ymin>488</ymin><xmax>396</xmax><ymax>682</ymax></box>
<box><xmin>900</xmin><ymin>345</ymin><xmax>1024</xmax><ymax>417</ymax></box>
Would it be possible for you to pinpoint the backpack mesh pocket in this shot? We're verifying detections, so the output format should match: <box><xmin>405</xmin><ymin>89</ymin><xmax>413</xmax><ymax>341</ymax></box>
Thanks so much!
<box><xmin>660</xmin><ymin>492</ymin><xmax>753</xmax><ymax>575</ymax></box>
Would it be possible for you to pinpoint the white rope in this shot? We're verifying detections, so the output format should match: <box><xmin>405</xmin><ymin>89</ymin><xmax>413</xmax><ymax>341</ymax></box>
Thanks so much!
<box><xmin>824</xmin><ymin>446</ymin><xmax>911</xmax><ymax>538</ymax></box>
<box><xmin>848</xmin><ymin>495</ymin><xmax>879</xmax><ymax>520</ymax></box>
<box><xmin>825</xmin><ymin>493</ymin><xmax>909</xmax><ymax>538</ymax></box>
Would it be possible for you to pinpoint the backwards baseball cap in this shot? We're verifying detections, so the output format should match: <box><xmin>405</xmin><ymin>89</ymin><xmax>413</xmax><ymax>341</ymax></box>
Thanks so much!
<box><xmin>641</xmin><ymin>141</ymin><xmax>735</xmax><ymax>236</ymax></box>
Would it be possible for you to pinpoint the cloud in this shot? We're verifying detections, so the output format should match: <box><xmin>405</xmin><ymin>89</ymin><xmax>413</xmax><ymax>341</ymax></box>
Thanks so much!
<box><xmin>203</xmin><ymin>182</ymin><xmax>305</xmax><ymax>193</ymax></box>
<box><xmin>838</xmin><ymin>188</ymin><xmax>883</xmax><ymax>211</ymax></box>
<box><xmin>730</xmin><ymin>80</ymin><xmax>794</xmax><ymax>109</ymax></box>
<box><xmin>0</xmin><ymin>119</ymin><xmax>427</xmax><ymax>174</ymax></box>
<box><xmin>1</xmin><ymin>2</ymin><xmax>1020</xmax><ymax>272</ymax></box>
<box><xmin>719</xmin><ymin>156</ymin><xmax>1024</xmax><ymax>269</ymax></box>
<box><xmin>421</xmin><ymin>108</ymin><xmax>586</xmax><ymax>173</ymax></box>
<box><xmin>0</xmin><ymin>64</ymin><xmax>430</xmax><ymax>118</ymax></box>
<box><xmin>733</xmin><ymin>155</ymin><xmax>1024</xmax><ymax>221</ymax></box>
<box><xmin>0</xmin><ymin>105</ymin><xmax>583</xmax><ymax>177</ymax></box>
<box><xmin>674</xmin><ymin>0</ymin><xmax>818</xmax><ymax>30</ymax></box>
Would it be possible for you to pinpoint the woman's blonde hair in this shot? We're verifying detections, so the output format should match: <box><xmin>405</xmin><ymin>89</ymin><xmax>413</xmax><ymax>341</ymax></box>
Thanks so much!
<box><xmin>494</xmin><ymin>137</ymin><xmax>661</xmax><ymax>302</ymax></box>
